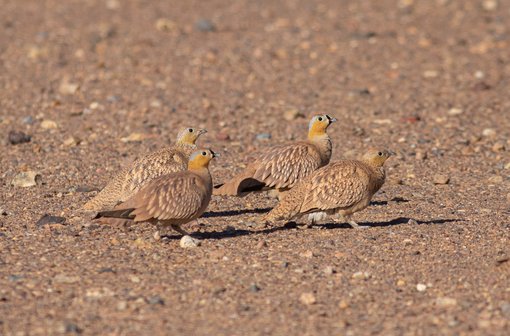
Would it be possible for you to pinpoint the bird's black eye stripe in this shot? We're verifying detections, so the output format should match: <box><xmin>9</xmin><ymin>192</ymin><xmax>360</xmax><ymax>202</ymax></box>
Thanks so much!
<box><xmin>202</xmin><ymin>151</ymin><xmax>207</xmax><ymax>155</ymax></box>
<box><xmin>318</xmin><ymin>117</ymin><xmax>323</xmax><ymax>121</ymax></box>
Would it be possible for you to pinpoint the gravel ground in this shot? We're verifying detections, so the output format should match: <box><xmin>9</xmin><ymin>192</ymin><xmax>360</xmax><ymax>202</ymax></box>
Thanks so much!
<box><xmin>1</xmin><ymin>0</ymin><xmax>509</xmax><ymax>335</ymax></box>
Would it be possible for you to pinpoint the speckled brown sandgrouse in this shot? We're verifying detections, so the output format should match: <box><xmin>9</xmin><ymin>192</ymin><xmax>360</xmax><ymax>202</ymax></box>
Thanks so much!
<box><xmin>83</xmin><ymin>127</ymin><xmax>207</xmax><ymax>212</ymax></box>
<box><xmin>213</xmin><ymin>114</ymin><xmax>336</xmax><ymax>197</ymax></box>
<box><xmin>264</xmin><ymin>148</ymin><xmax>393</xmax><ymax>228</ymax></box>
<box><xmin>96</xmin><ymin>149</ymin><xmax>217</xmax><ymax>238</ymax></box>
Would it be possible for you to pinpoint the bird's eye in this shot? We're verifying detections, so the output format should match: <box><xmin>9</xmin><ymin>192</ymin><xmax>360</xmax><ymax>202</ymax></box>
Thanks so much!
<box><xmin>378</xmin><ymin>152</ymin><xmax>383</xmax><ymax>156</ymax></box>
<box><xmin>188</xmin><ymin>128</ymin><xmax>194</xmax><ymax>133</ymax></box>
<box><xmin>318</xmin><ymin>117</ymin><xmax>323</xmax><ymax>121</ymax></box>
<box><xmin>202</xmin><ymin>151</ymin><xmax>207</xmax><ymax>156</ymax></box>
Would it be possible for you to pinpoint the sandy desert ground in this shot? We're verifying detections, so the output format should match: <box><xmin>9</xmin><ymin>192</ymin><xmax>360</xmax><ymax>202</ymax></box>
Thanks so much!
<box><xmin>1</xmin><ymin>0</ymin><xmax>510</xmax><ymax>335</ymax></box>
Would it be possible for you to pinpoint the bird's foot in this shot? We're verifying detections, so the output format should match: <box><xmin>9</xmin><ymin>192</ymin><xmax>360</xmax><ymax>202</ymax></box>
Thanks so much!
<box><xmin>349</xmin><ymin>220</ymin><xmax>367</xmax><ymax>229</ymax></box>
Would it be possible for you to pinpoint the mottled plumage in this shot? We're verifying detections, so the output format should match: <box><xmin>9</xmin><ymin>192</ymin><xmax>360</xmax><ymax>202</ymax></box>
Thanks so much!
<box><xmin>96</xmin><ymin>149</ymin><xmax>217</xmax><ymax>237</ymax></box>
<box><xmin>214</xmin><ymin>114</ymin><xmax>335</xmax><ymax>196</ymax></box>
<box><xmin>83</xmin><ymin>127</ymin><xmax>206</xmax><ymax>211</ymax></box>
<box><xmin>264</xmin><ymin>149</ymin><xmax>393</xmax><ymax>228</ymax></box>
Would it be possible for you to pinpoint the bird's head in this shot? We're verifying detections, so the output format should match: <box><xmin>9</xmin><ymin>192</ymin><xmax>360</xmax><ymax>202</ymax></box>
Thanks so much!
<box><xmin>188</xmin><ymin>148</ymin><xmax>218</xmax><ymax>170</ymax></box>
<box><xmin>308</xmin><ymin>114</ymin><xmax>336</xmax><ymax>139</ymax></box>
<box><xmin>176</xmin><ymin>127</ymin><xmax>207</xmax><ymax>145</ymax></box>
<box><xmin>362</xmin><ymin>148</ymin><xmax>394</xmax><ymax>167</ymax></box>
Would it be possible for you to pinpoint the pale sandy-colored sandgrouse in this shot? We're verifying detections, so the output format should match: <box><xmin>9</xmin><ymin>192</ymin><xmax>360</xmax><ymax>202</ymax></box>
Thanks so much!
<box><xmin>264</xmin><ymin>148</ymin><xmax>393</xmax><ymax>228</ymax></box>
<box><xmin>96</xmin><ymin>149</ymin><xmax>217</xmax><ymax>238</ymax></box>
<box><xmin>83</xmin><ymin>127</ymin><xmax>207</xmax><ymax>211</ymax></box>
<box><xmin>213</xmin><ymin>114</ymin><xmax>336</xmax><ymax>197</ymax></box>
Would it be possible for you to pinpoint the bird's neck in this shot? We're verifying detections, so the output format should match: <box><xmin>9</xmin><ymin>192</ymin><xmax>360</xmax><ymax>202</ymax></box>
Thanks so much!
<box><xmin>308</xmin><ymin>133</ymin><xmax>332</xmax><ymax>165</ymax></box>
<box><xmin>189</xmin><ymin>167</ymin><xmax>213</xmax><ymax>189</ymax></box>
<box><xmin>176</xmin><ymin>142</ymin><xmax>197</xmax><ymax>156</ymax></box>
<box><xmin>364</xmin><ymin>162</ymin><xmax>386</xmax><ymax>192</ymax></box>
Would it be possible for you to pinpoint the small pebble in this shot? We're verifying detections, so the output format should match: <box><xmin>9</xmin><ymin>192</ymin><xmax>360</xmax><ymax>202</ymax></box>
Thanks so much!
<box><xmin>403</xmin><ymin>239</ymin><xmax>413</xmax><ymax>245</ymax></box>
<box><xmin>447</xmin><ymin>108</ymin><xmax>463</xmax><ymax>116</ymax></box>
<box><xmin>250</xmin><ymin>284</ymin><xmax>261</xmax><ymax>292</ymax></box>
<box><xmin>482</xmin><ymin>128</ymin><xmax>496</xmax><ymax>138</ymax></box>
<box><xmin>53</xmin><ymin>274</ymin><xmax>79</xmax><ymax>284</ymax></box>
<box><xmin>352</xmin><ymin>271</ymin><xmax>370</xmax><ymax>280</ymax></box>
<box><xmin>155</xmin><ymin>18</ymin><xmax>177</xmax><ymax>32</ymax></box>
<box><xmin>11</xmin><ymin>171</ymin><xmax>42</xmax><ymax>188</ymax></box>
<box><xmin>433</xmin><ymin>174</ymin><xmax>450</xmax><ymax>185</ymax></box>
<box><xmin>416</xmin><ymin>283</ymin><xmax>427</xmax><ymax>292</ymax></box>
<box><xmin>492</xmin><ymin>142</ymin><xmax>505</xmax><ymax>152</ymax></box>
<box><xmin>180</xmin><ymin>235</ymin><xmax>201</xmax><ymax>248</ymax></box>
<box><xmin>323</xmin><ymin>266</ymin><xmax>335</xmax><ymax>275</ymax></box>
<box><xmin>41</xmin><ymin>120</ymin><xmax>58</xmax><ymax>129</ymax></box>
<box><xmin>216</xmin><ymin>132</ymin><xmax>230</xmax><ymax>141</ymax></box>
<box><xmin>8</xmin><ymin>130</ymin><xmax>31</xmax><ymax>145</ymax></box>
<box><xmin>415</xmin><ymin>150</ymin><xmax>427</xmax><ymax>161</ymax></box>
<box><xmin>22</xmin><ymin>116</ymin><xmax>34</xmax><ymax>125</ymax></box>
<box><xmin>300</xmin><ymin>250</ymin><xmax>314</xmax><ymax>258</ymax></box>
<box><xmin>407</xmin><ymin>219</ymin><xmax>418</xmax><ymax>225</ymax></box>
<box><xmin>256</xmin><ymin>133</ymin><xmax>271</xmax><ymax>141</ymax></box>
<box><xmin>36</xmin><ymin>214</ymin><xmax>66</xmax><ymax>227</ymax></box>
<box><xmin>436</xmin><ymin>297</ymin><xmax>457</xmax><ymax>307</ymax></box>
<box><xmin>482</xmin><ymin>0</ymin><xmax>498</xmax><ymax>11</ymax></box>
<box><xmin>284</xmin><ymin>109</ymin><xmax>304</xmax><ymax>121</ymax></box>
<box><xmin>256</xmin><ymin>240</ymin><xmax>267</xmax><ymax>248</ymax></box>
<box><xmin>147</xmin><ymin>296</ymin><xmax>165</xmax><ymax>305</ymax></box>
<box><xmin>195</xmin><ymin>19</ymin><xmax>216</xmax><ymax>32</ymax></box>
<box><xmin>299</xmin><ymin>292</ymin><xmax>317</xmax><ymax>305</ymax></box>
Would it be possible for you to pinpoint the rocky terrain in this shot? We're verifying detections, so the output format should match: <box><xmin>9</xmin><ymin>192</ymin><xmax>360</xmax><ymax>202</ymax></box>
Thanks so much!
<box><xmin>1</xmin><ymin>0</ymin><xmax>509</xmax><ymax>335</ymax></box>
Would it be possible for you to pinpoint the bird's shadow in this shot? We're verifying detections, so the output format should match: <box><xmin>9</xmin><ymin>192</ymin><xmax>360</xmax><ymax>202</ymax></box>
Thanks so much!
<box><xmin>161</xmin><ymin>217</ymin><xmax>459</xmax><ymax>240</ymax></box>
<box><xmin>202</xmin><ymin>207</ymin><xmax>272</xmax><ymax>218</ymax></box>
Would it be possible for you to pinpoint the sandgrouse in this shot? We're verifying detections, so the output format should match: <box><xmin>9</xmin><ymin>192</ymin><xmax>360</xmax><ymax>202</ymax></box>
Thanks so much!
<box><xmin>213</xmin><ymin>114</ymin><xmax>336</xmax><ymax>197</ymax></box>
<box><xmin>264</xmin><ymin>148</ymin><xmax>393</xmax><ymax>228</ymax></box>
<box><xmin>83</xmin><ymin>127</ymin><xmax>207</xmax><ymax>211</ymax></box>
<box><xmin>96</xmin><ymin>149</ymin><xmax>217</xmax><ymax>238</ymax></box>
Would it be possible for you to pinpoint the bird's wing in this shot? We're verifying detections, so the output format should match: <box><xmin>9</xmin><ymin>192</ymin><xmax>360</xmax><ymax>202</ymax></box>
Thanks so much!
<box><xmin>122</xmin><ymin>148</ymin><xmax>188</xmax><ymax>194</ymax></box>
<box><xmin>300</xmin><ymin>161</ymin><xmax>371</xmax><ymax>213</ymax></box>
<box><xmin>252</xmin><ymin>142</ymin><xmax>322</xmax><ymax>189</ymax></box>
<box><xmin>116</xmin><ymin>172</ymin><xmax>208</xmax><ymax>222</ymax></box>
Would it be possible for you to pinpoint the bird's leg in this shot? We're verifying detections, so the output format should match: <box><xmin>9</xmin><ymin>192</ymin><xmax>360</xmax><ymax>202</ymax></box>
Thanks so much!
<box><xmin>170</xmin><ymin>224</ymin><xmax>191</xmax><ymax>237</ymax></box>
<box><xmin>153</xmin><ymin>222</ymin><xmax>162</xmax><ymax>241</ymax></box>
<box><xmin>343</xmin><ymin>214</ymin><xmax>365</xmax><ymax>229</ymax></box>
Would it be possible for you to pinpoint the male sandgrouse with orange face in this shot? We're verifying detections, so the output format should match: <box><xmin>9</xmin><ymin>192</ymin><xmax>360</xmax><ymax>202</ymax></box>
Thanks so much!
<box><xmin>213</xmin><ymin>114</ymin><xmax>336</xmax><ymax>197</ymax></box>
<box><xmin>264</xmin><ymin>148</ymin><xmax>393</xmax><ymax>228</ymax></box>
<box><xmin>83</xmin><ymin>127</ymin><xmax>207</xmax><ymax>212</ymax></box>
<box><xmin>96</xmin><ymin>149</ymin><xmax>217</xmax><ymax>239</ymax></box>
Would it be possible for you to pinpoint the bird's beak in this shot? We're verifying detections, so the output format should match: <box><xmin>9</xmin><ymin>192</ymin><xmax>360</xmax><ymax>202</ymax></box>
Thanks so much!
<box><xmin>198</xmin><ymin>129</ymin><xmax>208</xmax><ymax>135</ymax></box>
<box><xmin>211</xmin><ymin>150</ymin><xmax>219</xmax><ymax>158</ymax></box>
<box><xmin>388</xmin><ymin>150</ymin><xmax>396</xmax><ymax>156</ymax></box>
<box><xmin>327</xmin><ymin>115</ymin><xmax>337</xmax><ymax>122</ymax></box>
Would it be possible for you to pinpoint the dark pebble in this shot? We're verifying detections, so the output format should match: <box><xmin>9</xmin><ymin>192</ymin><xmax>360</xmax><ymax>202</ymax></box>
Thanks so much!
<box><xmin>250</xmin><ymin>284</ymin><xmax>261</xmax><ymax>292</ymax></box>
<box><xmin>8</xmin><ymin>130</ymin><xmax>31</xmax><ymax>145</ymax></box>
<box><xmin>195</xmin><ymin>19</ymin><xmax>216</xmax><ymax>32</ymax></box>
<box><xmin>76</xmin><ymin>185</ymin><xmax>100</xmax><ymax>193</ymax></box>
<box><xmin>36</xmin><ymin>214</ymin><xmax>66</xmax><ymax>227</ymax></box>
<box><xmin>147</xmin><ymin>296</ymin><xmax>165</xmax><ymax>305</ymax></box>
<box><xmin>65</xmin><ymin>323</ymin><xmax>83</xmax><ymax>334</ymax></box>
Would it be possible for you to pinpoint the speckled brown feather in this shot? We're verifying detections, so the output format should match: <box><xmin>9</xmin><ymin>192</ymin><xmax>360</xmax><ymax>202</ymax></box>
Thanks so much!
<box><xmin>265</xmin><ymin>153</ymin><xmax>388</xmax><ymax>223</ymax></box>
<box><xmin>95</xmin><ymin>149</ymin><xmax>216</xmax><ymax>232</ymax></box>
<box><xmin>115</xmin><ymin>170</ymin><xmax>212</xmax><ymax>225</ymax></box>
<box><xmin>83</xmin><ymin>143</ymin><xmax>196</xmax><ymax>212</ymax></box>
<box><xmin>214</xmin><ymin>137</ymin><xmax>332</xmax><ymax>196</ymax></box>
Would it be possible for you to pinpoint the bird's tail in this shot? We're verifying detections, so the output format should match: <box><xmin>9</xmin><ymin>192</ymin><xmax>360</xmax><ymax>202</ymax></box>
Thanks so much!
<box><xmin>213</xmin><ymin>167</ymin><xmax>264</xmax><ymax>196</ymax></box>
<box><xmin>83</xmin><ymin>172</ymin><xmax>126</xmax><ymax>211</ymax></box>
